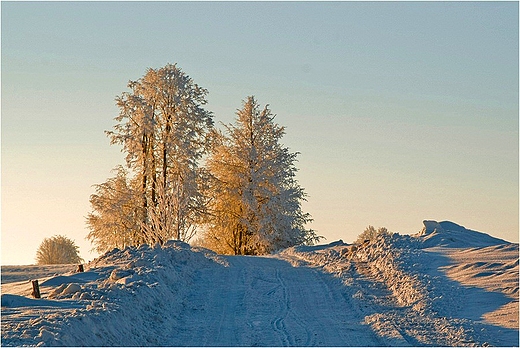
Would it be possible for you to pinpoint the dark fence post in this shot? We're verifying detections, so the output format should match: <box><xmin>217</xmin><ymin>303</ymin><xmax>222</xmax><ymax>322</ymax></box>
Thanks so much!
<box><xmin>31</xmin><ymin>280</ymin><xmax>41</xmax><ymax>298</ymax></box>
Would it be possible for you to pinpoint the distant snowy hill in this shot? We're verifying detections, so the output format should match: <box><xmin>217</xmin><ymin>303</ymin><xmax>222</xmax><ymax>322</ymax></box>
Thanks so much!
<box><xmin>416</xmin><ymin>220</ymin><xmax>509</xmax><ymax>248</ymax></box>
<box><xmin>1</xmin><ymin>221</ymin><xmax>518</xmax><ymax>346</ymax></box>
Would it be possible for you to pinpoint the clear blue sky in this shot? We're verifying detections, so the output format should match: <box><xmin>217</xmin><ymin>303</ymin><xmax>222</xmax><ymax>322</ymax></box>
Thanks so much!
<box><xmin>2</xmin><ymin>2</ymin><xmax>518</xmax><ymax>265</ymax></box>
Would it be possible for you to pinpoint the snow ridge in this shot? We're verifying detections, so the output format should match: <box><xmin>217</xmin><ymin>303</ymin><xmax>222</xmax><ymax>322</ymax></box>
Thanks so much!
<box><xmin>351</xmin><ymin>234</ymin><xmax>479</xmax><ymax>346</ymax></box>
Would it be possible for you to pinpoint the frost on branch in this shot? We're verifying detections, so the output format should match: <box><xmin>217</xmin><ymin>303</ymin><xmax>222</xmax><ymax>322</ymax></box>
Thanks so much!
<box><xmin>201</xmin><ymin>96</ymin><xmax>321</xmax><ymax>255</ymax></box>
<box><xmin>87</xmin><ymin>64</ymin><xmax>213</xmax><ymax>251</ymax></box>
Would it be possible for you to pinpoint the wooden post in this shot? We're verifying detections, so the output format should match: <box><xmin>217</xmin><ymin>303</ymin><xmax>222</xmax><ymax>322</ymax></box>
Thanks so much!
<box><xmin>31</xmin><ymin>280</ymin><xmax>41</xmax><ymax>299</ymax></box>
<box><xmin>76</xmin><ymin>264</ymin><xmax>84</xmax><ymax>273</ymax></box>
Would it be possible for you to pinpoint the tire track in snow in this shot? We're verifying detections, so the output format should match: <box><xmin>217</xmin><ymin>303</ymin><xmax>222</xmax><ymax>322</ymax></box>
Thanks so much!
<box><xmin>269</xmin><ymin>256</ymin><xmax>375</xmax><ymax>346</ymax></box>
<box><xmin>271</xmin><ymin>268</ymin><xmax>290</xmax><ymax>346</ymax></box>
<box><xmin>169</xmin><ymin>254</ymin><xmax>381</xmax><ymax>346</ymax></box>
<box><xmin>271</xmin><ymin>267</ymin><xmax>315</xmax><ymax>346</ymax></box>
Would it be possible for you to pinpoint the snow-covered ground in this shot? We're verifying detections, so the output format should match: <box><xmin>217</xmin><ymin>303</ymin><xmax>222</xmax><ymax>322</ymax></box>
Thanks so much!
<box><xmin>2</xmin><ymin>221</ymin><xmax>518</xmax><ymax>346</ymax></box>
<box><xmin>281</xmin><ymin>221</ymin><xmax>518</xmax><ymax>346</ymax></box>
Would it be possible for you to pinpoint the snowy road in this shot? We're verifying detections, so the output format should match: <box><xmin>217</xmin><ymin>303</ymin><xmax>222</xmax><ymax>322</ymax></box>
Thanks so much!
<box><xmin>169</xmin><ymin>255</ymin><xmax>381</xmax><ymax>346</ymax></box>
<box><xmin>2</xmin><ymin>223</ymin><xmax>518</xmax><ymax>346</ymax></box>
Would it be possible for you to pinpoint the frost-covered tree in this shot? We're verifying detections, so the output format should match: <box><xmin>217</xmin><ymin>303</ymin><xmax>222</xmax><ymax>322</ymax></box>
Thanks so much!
<box><xmin>36</xmin><ymin>235</ymin><xmax>84</xmax><ymax>265</ymax></box>
<box><xmin>142</xmin><ymin>167</ymin><xmax>210</xmax><ymax>246</ymax></box>
<box><xmin>89</xmin><ymin>63</ymin><xmax>213</xmax><ymax>249</ymax></box>
<box><xmin>87</xmin><ymin>166</ymin><xmax>142</xmax><ymax>253</ymax></box>
<box><xmin>203</xmin><ymin>96</ymin><xmax>320</xmax><ymax>255</ymax></box>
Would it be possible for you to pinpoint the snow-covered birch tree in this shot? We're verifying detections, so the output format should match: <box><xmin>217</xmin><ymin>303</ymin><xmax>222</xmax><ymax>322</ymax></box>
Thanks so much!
<box><xmin>87</xmin><ymin>166</ymin><xmax>141</xmax><ymax>253</ymax></box>
<box><xmin>203</xmin><ymin>96</ymin><xmax>320</xmax><ymax>255</ymax></box>
<box><xmin>88</xmin><ymin>63</ymin><xmax>213</xmax><ymax>251</ymax></box>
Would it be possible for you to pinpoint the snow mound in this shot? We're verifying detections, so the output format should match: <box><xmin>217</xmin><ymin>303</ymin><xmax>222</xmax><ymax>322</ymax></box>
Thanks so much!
<box><xmin>1</xmin><ymin>242</ymin><xmax>226</xmax><ymax>346</ymax></box>
<box><xmin>416</xmin><ymin>220</ymin><xmax>509</xmax><ymax>248</ymax></box>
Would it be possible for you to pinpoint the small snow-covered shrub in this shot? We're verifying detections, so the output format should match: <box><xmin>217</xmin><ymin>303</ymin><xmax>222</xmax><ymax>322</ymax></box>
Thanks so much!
<box><xmin>35</xmin><ymin>235</ymin><xmax>83</xmax><ymax>265</ymax></box>
<box><xmin>354</xmin><ymin>225</ymin><xmax>390</xmax><ymax>245</ymax></box>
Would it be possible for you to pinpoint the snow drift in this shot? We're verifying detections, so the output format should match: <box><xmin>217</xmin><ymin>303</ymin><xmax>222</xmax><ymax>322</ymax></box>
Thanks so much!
<box><xmin>416</xmin><ymin>220</ymin><xmax>509</xmax><ymax>248</ymax></box>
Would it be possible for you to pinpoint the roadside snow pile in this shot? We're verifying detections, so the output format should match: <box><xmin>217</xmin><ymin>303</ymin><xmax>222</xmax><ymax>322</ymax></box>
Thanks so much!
<box><xmin>352</xmin><ymin>234</ymin><xmax>428</xmax><ymax>310</ymax></box>
<box><xmin>1</xmin><ymin>241</ymin><xmax>225</xmax><ymax>347</ymax></box>
<box><xmin>281</xmin><ymin>221</ymin><xmax>519</xmax><ymax>346</ymax></box>
<box><xmin>283</xmin><ymin>235</ymin><xmax>475</xmax><ymax>346</ymax></box>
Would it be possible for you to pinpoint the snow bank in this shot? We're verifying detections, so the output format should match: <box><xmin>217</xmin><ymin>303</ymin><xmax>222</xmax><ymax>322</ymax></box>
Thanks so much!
<box><xmin>281</xmin><ymin>221</ymin><xmax>519</xmax><ymax>346</ymax></box>
<box><xmin>1</xmin><ymin>242</ymin><xmax>225</xmax><ymax>346</ymax></box>
<box><xmin>283</xmin><ymin>235</ymin><xmax>475</xmax><ymax>345</ymax></box>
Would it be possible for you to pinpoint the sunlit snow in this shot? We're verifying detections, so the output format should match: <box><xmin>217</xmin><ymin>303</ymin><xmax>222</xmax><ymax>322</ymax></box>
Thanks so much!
<box><xmin>1</xmin><ymin>222</ymin><xmax>518</xmax><ymax>346</ymax></box>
